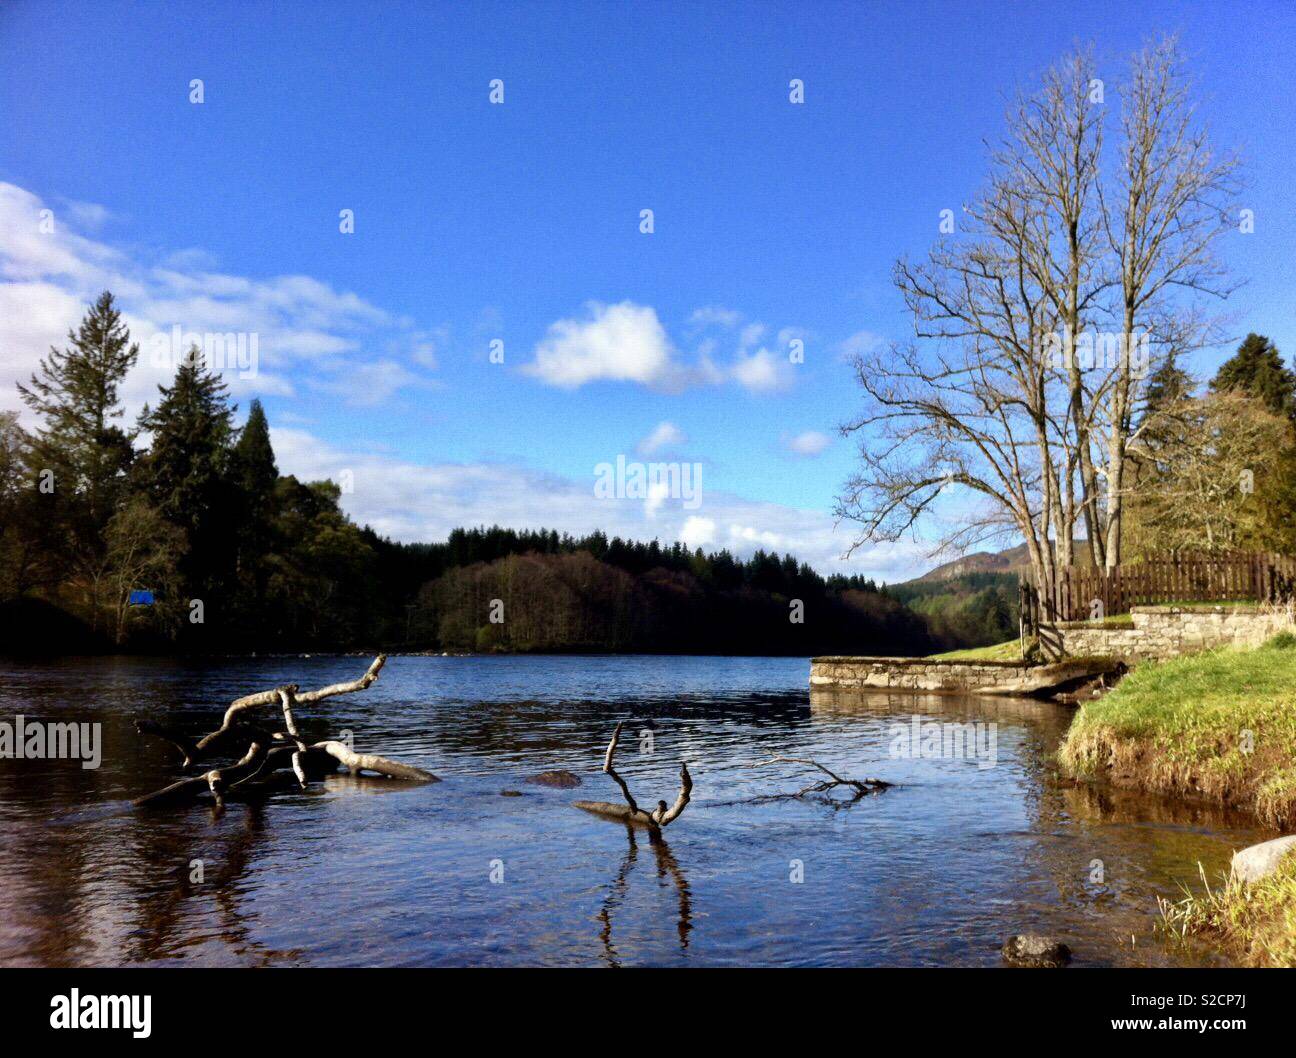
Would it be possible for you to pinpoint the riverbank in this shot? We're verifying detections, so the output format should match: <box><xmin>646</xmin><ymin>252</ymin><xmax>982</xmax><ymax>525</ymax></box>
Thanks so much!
<box><xmin>1059</xmin><ymin>635</ymin><xmax>1296</xmax><ymax>967</ymax></box>
<box><xmin>1159</xmin><ymin>851</ymin><xmax>1296</xmax><ymax>967</ymax></box>
<box><xmin>1059</xmin><ymin>634</ymin><xmax>1296</xmax><ymax>829</ymax></box>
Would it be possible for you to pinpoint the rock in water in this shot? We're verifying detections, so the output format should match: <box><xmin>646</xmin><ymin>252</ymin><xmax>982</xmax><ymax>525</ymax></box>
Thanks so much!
<box><xmin>1230</xmin><ymin>835</ymin><xmax>1296</xmax><ymax>885</ymax></box>
<box><xmin>1002</xmin><ymin>935</ymin><xmax>1072</xmax><ymax>968</ymax></box>
<box><xmin>527</xmin><ymin>769</ymin><xmax>583</xmax><ymax>788</ymax></box>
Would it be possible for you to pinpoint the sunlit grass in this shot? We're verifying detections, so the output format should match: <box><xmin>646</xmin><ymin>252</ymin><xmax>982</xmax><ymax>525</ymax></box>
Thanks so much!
<box><xmin>929</xmin><ymin>638</ymin><xmax>1028</xmax><ymax>662</ymax></box>
<box><xmin>1159</xmin><ymin>853</ymin><xmax>1296</xmax><ymax>967</ymax></box>
<box><xmin>1060</xmin><ymin>634</ymin><xmax>1296</xmax><ymax>827</ymax></box>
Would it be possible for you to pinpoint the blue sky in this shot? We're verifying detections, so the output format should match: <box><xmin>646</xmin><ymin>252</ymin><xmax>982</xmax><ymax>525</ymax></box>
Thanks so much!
<box><xmin>2</xmin><ymin>0</ymin><xmax>1293</xmax><ymax>580</ymax></box>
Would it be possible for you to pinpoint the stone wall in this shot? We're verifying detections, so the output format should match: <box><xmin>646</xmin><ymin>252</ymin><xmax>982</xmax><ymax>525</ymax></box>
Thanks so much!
<box><xmin>810</xmin><ymin>656</ymin><xmax>1031</xmax><ymax>693</ymax></box>
<box><xmin>809</xmin><ymin>606</ymin><xmax>1294</xmax><ymax>695</ymax></box>
<box><xmin>809</xmin><ymin>655</ymin><xmax>1119</xmax><ymax>696</ymax></box>
<box><xmin>1056</xmin><ymin>605</ymin><xmax>1294</xmax><ymax>661</ymax></box>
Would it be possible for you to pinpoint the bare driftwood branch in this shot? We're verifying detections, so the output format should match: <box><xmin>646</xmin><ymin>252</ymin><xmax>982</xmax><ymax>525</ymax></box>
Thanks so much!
<box><xmin>312</xmin><ymin>740</ymin><xmax>439</xmax><ymax>782</ymax></box>
<box><xmin>134</xmin><ymin>655</ymin><xmax>435</xmax><ymax>808</ymax></box>
<box><xmin>575</xmin><ymin>720</ymin><xmax>691</xmax><ymax>830</ymax></box>
<box><xmin>747</xmin><ymin>755</ymin><xmax>892</xmax><ymax>803</ymax></box>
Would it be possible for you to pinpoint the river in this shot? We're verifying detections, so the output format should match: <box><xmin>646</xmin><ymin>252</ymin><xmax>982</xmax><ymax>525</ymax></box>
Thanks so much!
<box><xmin>0</xmin><ymin>654</ymin><xmax>1271</xmax><ymax>966</ymax></box>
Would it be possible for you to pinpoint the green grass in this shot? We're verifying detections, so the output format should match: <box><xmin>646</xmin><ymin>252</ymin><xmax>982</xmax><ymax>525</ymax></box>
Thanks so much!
<box><xmin>1059</xmin><ymin>634</ymin><xmax>1296</xmax><ymax>827</ymax></box>
<box><xmin>1159</xmin><ymin>852</ymin><xmax>1296</xmax><ymax>967</ymax></box>
<box><xmin>1141</xmin><ymin>599</ymin><xmax>1261</xmax><ymax>609</ymax></box>
<box><xmin>929</xmin><ymin>638</ymin><xmax>1028</xmax><ymax>661</ymax></box>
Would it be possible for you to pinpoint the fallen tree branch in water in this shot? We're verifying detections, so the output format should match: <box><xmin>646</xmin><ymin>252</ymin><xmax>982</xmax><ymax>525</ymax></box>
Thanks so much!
<box><xmin>746</xmin><ymin>755</ymin><xmax>891</xmax><ymax>803</ymax></box>
<box><xmin>575</xmin><ymin>720</ymin><xmax>692</xmax><ymax>831</ymax></box>
<box><xmin>133</xmin><ymin>655</ymin><xmax>436</xmax><ymax>809</ymax></box>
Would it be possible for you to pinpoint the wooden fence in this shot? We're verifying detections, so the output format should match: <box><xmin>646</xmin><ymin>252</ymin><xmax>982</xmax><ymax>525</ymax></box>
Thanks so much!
<box><xmin>1023</xmin><ymin>550</ymin><xmax>1296</xmax><ymax>624</ymax></box>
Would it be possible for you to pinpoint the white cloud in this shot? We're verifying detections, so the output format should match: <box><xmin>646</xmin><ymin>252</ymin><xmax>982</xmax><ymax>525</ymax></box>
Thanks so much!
<box><xmin>525</xmin><ymin>300</ymin><xmax>805</xmax><ymax>395</ymax></box>
<box><xmin>0</xmin><ymin>181</ymin><xmax>434</xmax><ymax>420</ymax></box>
<box><xmin>679</xmin><ymin>515</ymin><xmax>717</xmax><ymax>550</ymax></box>
<box><xmin>786</xmin><ymin>430</ymin><xmax>831</xmax><ymax>457</ymax></box>
<box><xmin>687</xmin><ymin>305</ymin><xmax>742</xmax><ymax>329</ymax></box>
<box><xmin>644</xmin><ymin>480</ymin><xmax>670</xmax><ymax>518</ymax></box>
<box><xmin>637</xmin><ymin>420</ymin><xmax>687</xmax><ymax>455</ymax></box>
<box><xmin>269</xmin><ymin>426</ymin><xmax>929</xmax><ymax>579</ymax></box>
<box><xmin>524</xmin><ymin>301</ymin><xmax>677</xmax><ymax>388</ymax></box>
<box><xmin>731</xmin><ymin>348</ymin><xmax>792</xmax><ymax>393</ymax></box>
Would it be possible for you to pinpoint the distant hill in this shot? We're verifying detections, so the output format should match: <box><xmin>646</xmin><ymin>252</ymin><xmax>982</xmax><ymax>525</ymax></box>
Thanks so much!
<box><xmin>908</xmin><ymin>540</ymin><xmax>1093</xmax><ymax>583</ymax></box>
<box><xmin>912</xmin><ymin>548</ymin><xmax>1024</xmax><ymax>581</ymax></box>
<box><xmin>884</xmin><ymin>540</ymin><xmax>1095</xmax><ymax>650</ymax></box>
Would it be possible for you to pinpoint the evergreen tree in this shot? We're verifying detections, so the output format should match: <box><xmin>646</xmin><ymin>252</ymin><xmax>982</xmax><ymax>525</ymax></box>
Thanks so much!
<box><xmin>17</xmin><ymin>291</ymin><xmax>139</xmax><ymax>526</ymax></box>
<box><xmin>231</xmin><ymin>399</ymin><xmax>278</xmax><ymax>500</ymax></box>
<box><xmin>1210</xmin><ymin>334</ymin><xmax>1296</xmax><ymax>421</ymax></box>
<box><xmin>228</xmin><ymin>399</ymin><xmax>279</xmax><ymax>632</ymax></box>
<box><xmin>1210</xmin><ymin>335</ymin><xmax>1296</xmax><ymax>550</ymax></box>
<box><xmin>136</xmin><ymin>353</ymin><xmax>236</xmax><ymax>620</ymax></box>
<box><xmin>16</xmin><ymin>292</ymin><xmax>139</xmax><ymax>625</ymax></box>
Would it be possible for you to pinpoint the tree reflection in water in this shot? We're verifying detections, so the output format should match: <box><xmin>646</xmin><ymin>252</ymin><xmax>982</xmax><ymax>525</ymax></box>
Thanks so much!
<box><xmin>597</xmin><ymin>823</ymin><xmax>691</xmax><ymax>968</ymax></box>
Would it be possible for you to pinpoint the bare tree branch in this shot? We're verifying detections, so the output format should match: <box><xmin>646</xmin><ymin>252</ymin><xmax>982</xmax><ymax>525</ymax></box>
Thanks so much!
<box><xmin>576</xmin><ymin>720</ymin><xmax>692</xmax><ymax>830</ymax></box>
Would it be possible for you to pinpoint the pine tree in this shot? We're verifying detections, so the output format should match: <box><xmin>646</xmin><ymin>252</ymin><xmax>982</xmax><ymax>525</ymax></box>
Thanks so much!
<box><xmin>228</xmin><ymin>399</ymin><xmax>280</xmax><ymax>629</ymax></box>
<box><xmin>137</xmin><ymin>353</ymin><xmax>236</xmax><ymax>618</ymax></box>
<box><xmin>231</xmin><ymin>399</ymin><xmax>278</xmax><ymax>501</ymax></box>
<box><xmin>1210</xmin><ymin>334</ymin><xmax>1296</xmax><ymax>421</ymax></box>
<box><xmin>17</xmin><ymin>293</ymin><xmax>139</xmax><ymax>525</ymax></box>
<box><xmin>17</xmin><ymin>292</ymin><xmax>139</xmax><ymax>624</ymax></box>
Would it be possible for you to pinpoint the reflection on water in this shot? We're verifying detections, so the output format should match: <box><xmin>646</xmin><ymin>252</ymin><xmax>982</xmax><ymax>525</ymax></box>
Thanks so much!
<box><xmin>598</xmin><ymin>825</ymin><xmax>691</xmax><ymax>968</ymax></box>
<box><xmin>0</xmin><ymin>654</ymin><xmax>1275</xmax><ymax>966</ymax></box>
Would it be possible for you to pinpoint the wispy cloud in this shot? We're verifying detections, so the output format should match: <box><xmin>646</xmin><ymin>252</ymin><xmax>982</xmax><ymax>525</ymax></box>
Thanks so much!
<box><xmin>637</xmin><ymin>420</ymin><xmax>687</xmax><ymax>455</ymax></box>
<box><xmin>785</xmin><ymin>430</ymin><xmax>832</xmax><ymax>457</ymax></box>
<box><xmin>0</xmin><ymin>181</ymin><xmax>436</xmax><ymax>418</ymax></box>
<box><xmin>270</xmin><ymin>426</ymin><xmax>927</xmax><ymax>578</ymax></box>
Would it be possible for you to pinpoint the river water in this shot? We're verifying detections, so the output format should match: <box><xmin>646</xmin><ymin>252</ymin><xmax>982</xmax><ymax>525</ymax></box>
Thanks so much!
<box><xmin>0</xmin><ymin>654</ymin><xmax>1271</xmax><ymax>967</ymax></box>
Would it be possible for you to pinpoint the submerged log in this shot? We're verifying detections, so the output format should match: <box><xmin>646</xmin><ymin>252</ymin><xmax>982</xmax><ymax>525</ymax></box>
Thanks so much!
<box><xmin>133</xmin><ymin>655</ymin><xmax>436</xmax><ymax>808</ymax></box>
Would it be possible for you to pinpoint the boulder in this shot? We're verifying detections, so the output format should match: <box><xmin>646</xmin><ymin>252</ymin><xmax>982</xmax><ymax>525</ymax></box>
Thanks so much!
<box><xmin>1229</xmin><ymin>835</ymin><xmax>1296</xmax><ymax>885</ymax></box>
<box><xmin>527</xmin><ymin>769</ymin><xmax>583</xmax><ymax>788</ymax></box>
<box><xmin>1001</xmin><ymin>935</ymin><xmax>1071</xmax><ymax>968</ymax></box>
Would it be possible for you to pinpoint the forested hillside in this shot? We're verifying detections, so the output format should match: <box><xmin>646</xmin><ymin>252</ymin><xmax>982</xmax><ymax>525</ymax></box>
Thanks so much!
<box><xmin>883</xmin><ymin>572</ymin><xmax>1019</xmax><ymax>648</ymax></box>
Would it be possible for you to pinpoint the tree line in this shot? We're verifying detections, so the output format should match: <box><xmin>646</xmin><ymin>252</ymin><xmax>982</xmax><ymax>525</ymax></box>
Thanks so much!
<box><xmin>1</xmin><ymin>293</ymin><xmax>955</xmax><ymax>656</ymax></box>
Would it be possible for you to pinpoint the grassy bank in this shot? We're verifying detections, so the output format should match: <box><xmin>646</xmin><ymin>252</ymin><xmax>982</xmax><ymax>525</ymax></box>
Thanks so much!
<box><xmin>1059</xmin><ymin>633</ymin><xmax>1296</xmax><ymax>828</ymax></box>
<box><xmin>929</xmin><ymin>638</ymin><xmax>1028</xmax><ymax>661</ymax></box>
<box><xmin>1159</xmin><ymin>853</ymin><xmax>1296</xmax><ymax>967</ymax></box>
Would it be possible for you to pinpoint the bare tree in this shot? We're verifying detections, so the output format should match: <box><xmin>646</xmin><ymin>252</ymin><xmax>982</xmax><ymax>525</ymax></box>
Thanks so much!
<box><xmin>838</xmin><ymin>153</ymin><xmax>1070</xmax><ymax>610</ymax></box>
<box><xmin>839</xmin><ymin>37</ymin><xmax>1240</xmax><ymax>602</ymax></box>
<box><xmin>1001</xmin><ymin>49</ymin><xmax>1110</xmax><ymax>570</ymax></box>
<box><xmin>1097</xmin><ymin>37</ymin><xmax>1240</xmax><ymax>567</ymax></box>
